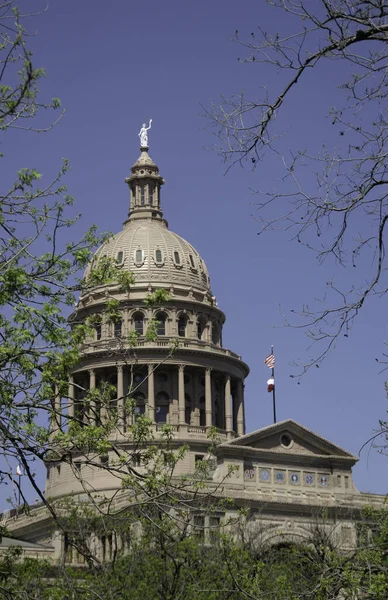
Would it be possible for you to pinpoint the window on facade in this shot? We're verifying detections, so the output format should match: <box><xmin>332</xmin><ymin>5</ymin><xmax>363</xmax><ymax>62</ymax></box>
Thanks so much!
<box><xmin>95</xmin><ymin>323</ymin><xmax>102</xmax><ymax>341</ymax></box>
<box><xmin>132</xmin><ymin>453</ymin><xmax>141</xmax><ymax>467</ymax></box>
<box><xmin>156</xmin><ymin>392</ymin><xmax>169</xmax><ymax>424</ymax></box>
<box><xmin>212</xmin><ymin>323</ymin><xmax>219</xmax><ymax>345</ymax></box>
<box><xmin>133</xmin><ymin>313</ymin><xmax>144</xmax><ymax>335</ymax></box>
<box><xmin>148</xmin><ymin>183</ymin><xmax>154</xmax><ymax>205</ymax></box>
<box><xmin>134</xmin><ymin>405</ymin><xmax>145</xmax><ymax>420</ymax></box>
<box><xmin>156</xmin><ymin>312</ymin><xmax>166</xmax><ymax>336</ymax></box>
<box><xmin>135</xmin><ymin>249</ymin><xmax>143</xmax><ymax>264</ymax></box>
<box><xmin>157</xmin><ymin>371</ymin><xmax>168</xmax><ymax>383</ymax></box>
<box><xmin>173</xmin><ymin>250</ymin><xmax>181</xmax><ymax>265</ymax></box>
<box><xmin>178</xmin><ymin>316</ymin><xmax>187</xmax><ymax>337</ymax></box>
<box><xmin>155</xmin><ymin>248</ymin><xmax>163</xmax><ymax>264</ymax></box>
<box><xmin>185</xmin><ymin>394</ymin><xmax>192</xmax><ymax>425</ymax></box>
<box><xmin>156</xmin><ymin>405</ymin><xmax>168</xmax><ymax>423</ymax></box>
<box><xmin>117</xmin><ymin>251</ymin><xmax>124</xmax><ymax>265</ymax></box>
<box><xmin>193</xmin><ymin>515</ymin><xmax>205</xmax><ymax>540</ymax></box>
<box><xmin>209</xmin><ymin>516</ymin><xmax>221</xmax><ymax>541</ymax></box>
<box><xmin>199</xmin><ymin>396</ymin><xmax>205</xmax><ymax>427</ymax></box>
<box><xmin>197</xmin><ymin>317</ymin><xmax>206</xmax><ymax>340</ymax></box>
<box><xmin>140</xmin><ymin>186</ymin><xmax>145</xmax><ymax>206</ymax></box>
<box><xmin>114</xmin><ymin>319</ymin><xmax>122</xmax><ymax>338</ymax></box>
<box><xmin>134</xmin><ymin>372</ymin><xmax>145</xmax><ymax>384</ymax></box>
<box><xmin>189</xmin><ymin>254</ymin><xmax>196</xmax><ymax>268</ymax></box>
<box><xmin>134</xmin><ymin>392</ymin><xmax>145</xmax><ymax>421</ymax></box>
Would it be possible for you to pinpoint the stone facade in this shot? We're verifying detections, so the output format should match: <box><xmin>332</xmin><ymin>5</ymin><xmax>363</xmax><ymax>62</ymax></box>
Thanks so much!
<box><xmin>1</xmin><ymin>145</ymin><xmax>385</xmax><ymax>561</ymax></box>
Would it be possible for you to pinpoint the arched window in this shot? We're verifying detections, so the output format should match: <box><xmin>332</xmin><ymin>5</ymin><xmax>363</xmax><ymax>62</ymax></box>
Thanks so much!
<box><xmin>148</xmin><ymin>183</ymin><xmax>154</xmax><ymax>205</ymax></box>
<box><xmin>95</xmin><ymin>322</ymin><xmax>102</xmax><ymax>341</ymax></box>
<box><xmin>212</xmin><ymin>322</ymin><xmax>219</xmax><ymax>345</ymax></box>
<box><xmin>189</xmin><ymin>254</ymin><xmax>196</xmax><ymax>269</ymax></box>
<box><xmin>156</xmin><ymin>312</ymin><xmax>167</xmax><ymax>336</ymax></box>
<box><xmin>185</xmin><ymin>394</ymin><xmax>192</xmax><ymax>425</ymax></box>
<box><xmin>133</xmin><ymin>312</ymin><xmax>144</xmax><ymax>335</ymax></box>
<box><xmin>133</xmin><ymin>392</ymin><xmax>145</xmax><ymax>421</ymax></box>
<box><xmin>197</xmin><ymin>316</ymin><xmax>207</xmax><ymax>341</ymax></box>
<box><xmin>133</xmin><ymin>370</ymin><xmax>146</xmax><ymax>387</ymax></box>
<box><xmin>178</xmin><ymin>315</ymin><xmax>187</xmax><ymax>337</ymax></box>
<box><xmin>140</xmin><ymin>186</ymin><xmax>145</xmax><ymax>206</ymax></box>
<box><xmin>155</xmin><ymin>248</ymin><xmax>163</xmax><ymax>265</ymax></box>
<box><xmin>114</xmin><ymin>318</ymin><xmax>122</xmax><ymax>338</ymax></box>
<box><xmin>199</xmin><ymin>396</ymin><xmax>206</xmax><ymax>427</ymax></box>
<box><xmin>155</xmin><ymin>391</ymin><xmax>169</xmax><ymax>424</ymax></box>
<box><xmin>173</xmin><ymin>251</ymin><xmax>181</xmax><ymax>265</ymax></box>
<box><xmin>117</xmin><ymin>251</ymin><xmax>124</xmax><ymax>265</ymax></box>
<box><xmin>157</xmin><ymin>371</ymin><xmax>168</xmax><ymax>384</ymax></box>
<box><xmin>134</xmin><ymin>249</ymin><xmax>144</xmax><ymax>265</ymax></box>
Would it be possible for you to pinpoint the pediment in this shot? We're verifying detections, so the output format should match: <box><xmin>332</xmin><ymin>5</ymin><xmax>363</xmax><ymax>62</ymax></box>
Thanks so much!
<box><xmin>223</xmin><ymin>420</ymin><xmax>357</xmax><ymax>461</ymax></box>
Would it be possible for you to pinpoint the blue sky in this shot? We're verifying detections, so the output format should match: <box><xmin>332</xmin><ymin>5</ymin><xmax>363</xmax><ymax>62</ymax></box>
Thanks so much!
<box><xmin>4</xmin><ymin>0</ymin><xmax>387</xmax><ymax>501</ymax></box>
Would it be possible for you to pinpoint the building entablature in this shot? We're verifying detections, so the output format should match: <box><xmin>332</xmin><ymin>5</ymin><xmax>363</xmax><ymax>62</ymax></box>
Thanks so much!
<box><xmin>216</xmin><ymin>444</ymin><xmax>358</xmax><ymax>470</ymax></box>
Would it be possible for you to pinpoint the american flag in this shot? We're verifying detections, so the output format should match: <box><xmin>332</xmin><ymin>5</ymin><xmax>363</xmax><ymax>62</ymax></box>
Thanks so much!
<box><xmin>264</xmin><ymin>353</ymin><xmax>275</xmax><ymax>369</ymax></box>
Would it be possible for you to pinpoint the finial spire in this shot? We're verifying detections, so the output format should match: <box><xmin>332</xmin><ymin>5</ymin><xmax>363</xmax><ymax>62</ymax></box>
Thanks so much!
<box><xmin>138</xmin><ymin>118</ymin><xmax>152</xmax><ymax>149</ymax></box>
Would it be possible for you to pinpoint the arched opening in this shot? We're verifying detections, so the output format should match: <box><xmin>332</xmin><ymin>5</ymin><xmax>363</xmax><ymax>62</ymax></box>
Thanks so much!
<box><xmin>155</xmin><ymin>391</ymin><xmax>169</xmax><ymax>424</ymax></box>
<box><xmin>199</xmin><ymin>395</ymin><xmax>205</xmax><ymax>427</ymax></box>
<box><xmin>197</xmin><ymin>315</ymin><xmax>207</xmax><ymax>341</ymax></box>
<box><xmin>95</xmin><ymin>322</ymin><xmax>102</xmax><ymax>341</ymax></box>
<box><xmin>185</xmin><ymin>393</ymin><xmax>192</xmax><ymax>425</ymax></box>
<box><xmin>133</xmin><ymin>392</ymin><xmax>145</xmax><ymax>421</ymax></box>
<box><xmin>155</xmin><ymin>248</ymin><xmax>163</xmax><ymax>265</ymax></box>
<box><xmin>133</xmin><ymin>312</ymin><xmax>144</xmax><ymax>335</ymax></box>
<box><xmin>114</xmin><ymin>318</ymin><xmax>122</xmax><ymax>338</ymax></box>
<box><xmin>178</xmin><ymin>315</ymin><xmax>187</xmax><ymax>337</ymax></box>
<box><xmin>140</xmin><ymin>185</ymin><xmax>145</xmax><ymax>206</ymax></box>
<box><xmin>212</xmin><ymin>322</ymin><xmax>220</xmax><ymax>345</ymax></box>
<box><xmin>156</xmin><ymin>312</ymin><xmax>167</xmax><ymax>336</ymax></box>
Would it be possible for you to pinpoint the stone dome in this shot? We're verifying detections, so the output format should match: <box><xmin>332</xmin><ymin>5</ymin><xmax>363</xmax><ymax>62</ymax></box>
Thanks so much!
<box><xmin>85</xmin><ymin>218</ymin><xmax>212</xmax><ymax>294</ymax></box>
<box><xmin>83</xmin><ymin>148</ymin><xmax>213</xmax><ymax>298</ymax></box>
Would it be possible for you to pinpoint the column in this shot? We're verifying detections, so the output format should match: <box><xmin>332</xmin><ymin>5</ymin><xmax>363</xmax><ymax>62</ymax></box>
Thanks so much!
<box><xmin>205</xmin><ymin>368</ymin><xmax>212</xmax><ymax>428</ymax></box>
<box><xmin>236</xmin><ymin>379</ymin><xmax>245</xmax><ymax>436</ymax></box>
<box><xmin>117</xmin><ymin>365</ymin><xmax>124</xmax><ymax>432</ymax></box>
<box><xmin>68</xmin><ymin>375</ymin><xmax>75</xmax><ymax>421</ymax></box>
<box><xmin>225</xmin><ymin>374</ymin><xmax>232</xmax><ymax>440</ymax></box>
<box><xmin>178</xmin><ymin>364</ymin><xmax>185</xmax><ymax>426</ymax></box>
<box><xmin>89</xmin><ymin>369</ymin><xmax>96</xmax><ymax>425</ymax></box>
<box><xmin>148</xmin><ymin>364</ymin><xmax>155</xmax><ymax>423</ymax></box>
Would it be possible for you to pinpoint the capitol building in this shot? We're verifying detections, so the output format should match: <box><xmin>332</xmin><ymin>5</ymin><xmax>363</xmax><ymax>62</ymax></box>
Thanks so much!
<box><xmin>1</xmin><ymin>139</ymin><xmax>385</xmax><ymax>561</ymax></box>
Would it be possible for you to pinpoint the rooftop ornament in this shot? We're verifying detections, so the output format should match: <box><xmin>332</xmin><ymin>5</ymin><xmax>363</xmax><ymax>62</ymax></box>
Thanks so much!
<box><xmin>139</xmin><ymin>118</ymin><xmax>152</xmax><ymax>148</ymax></box>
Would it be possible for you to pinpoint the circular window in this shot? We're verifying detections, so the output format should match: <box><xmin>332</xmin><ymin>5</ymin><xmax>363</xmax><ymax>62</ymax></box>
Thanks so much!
<box><xmin>134</xmin><ymin>373</ymin><xmax>145</xmax><ymax>384</ymax></box>
<box><xmin>280</xmin><ymin>433</ymin><xmax>293</xmax><ymax>449</ymax></box>
<box><xmin>305</xmin><ymin>473</ymin><xmax>315</xmax><ymax>486</ymax></box>
<box><xmin>260</xmin><ymin>469</ymin><xmax>270</xmax><ymax>482</ymax></box>
<box><xmin>275</xmin><ymin>471</ymin><xmax>285</xmax><ymax>483</ymax></box>
<box><xmin>319</xmin><ymin>475</ymin><xmax>329</xmax><ymax>487</ymax></box>
<box><xmin>290</xmin><ymin>473</ymin><xmax>299</xmax><ymax>485</ymax></box>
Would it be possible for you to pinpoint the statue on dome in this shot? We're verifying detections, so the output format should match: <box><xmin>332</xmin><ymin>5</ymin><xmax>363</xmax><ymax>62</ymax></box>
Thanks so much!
<box><xmin>139</xmin><ymin>119</ymin><xmax>152</xmax><ymax>148</ymax></box>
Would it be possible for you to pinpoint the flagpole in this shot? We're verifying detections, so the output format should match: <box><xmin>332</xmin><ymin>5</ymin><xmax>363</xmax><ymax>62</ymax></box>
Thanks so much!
<box><xmin>18</xmin><ymin>473</ymin><xmax>21</xmax><ymax>506</ymax></box>
<box><xmin>271</xmin><ymin>345</ymin><xmax>277</xmax><ymax>424</ymax></box>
